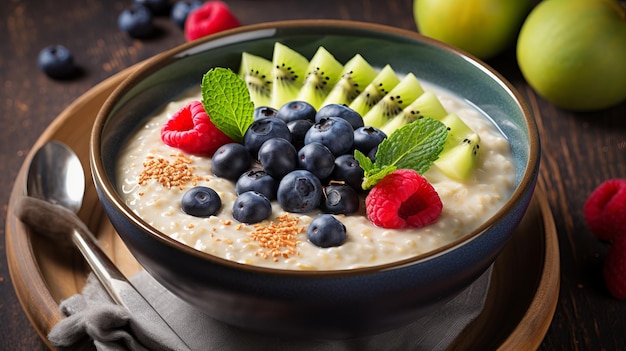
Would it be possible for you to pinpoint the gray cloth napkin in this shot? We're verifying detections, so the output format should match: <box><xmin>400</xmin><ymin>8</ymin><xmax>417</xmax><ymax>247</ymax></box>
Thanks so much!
<box><xmin>48</xmin><ymin>267</ymin><xmax>492</xmax><ymax>351</ymax></box>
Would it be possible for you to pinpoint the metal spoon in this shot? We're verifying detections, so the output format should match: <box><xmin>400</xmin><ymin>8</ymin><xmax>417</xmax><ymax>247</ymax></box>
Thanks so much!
<box><xmin>19</xmin><ymin>140</ymin><xmax>190</xmax><ymax>351</ymax></box>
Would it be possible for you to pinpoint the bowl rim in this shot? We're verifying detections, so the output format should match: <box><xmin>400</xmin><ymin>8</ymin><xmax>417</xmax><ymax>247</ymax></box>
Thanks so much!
<box><xmin>90</xmin><ymin>19</ymin><xmax>540</xmax><ymax>277</ymax></box>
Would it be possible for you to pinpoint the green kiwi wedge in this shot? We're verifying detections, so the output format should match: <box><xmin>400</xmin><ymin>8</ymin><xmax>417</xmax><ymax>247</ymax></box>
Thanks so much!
<box><xmin>271</xmin><ymin>42</ymin><xmax>309</xmax><ymax>108</ymax></box>
<box><xmin>380</xmin><ymin>90</ymin><xmax>449</xmax><ymax>136</ymax></box>
<box><xmin>296</xmin><ymin>46</ymin><xmax>344</xmax><ymax>109</ymax></box>
<box><xmin>322</xmin><ymin>54</ymin><xmax>378</xmax><ymax>107</ymax></box>
<box><xmin>348</xmin><ymin>65</ymin><xmax>400</xmax><ymax>117</ymax></box>
<box><xmin>434</xmin><ymin>132</ymin><xmax>481</xmax><ymax>181</ymax></box>
<box><xmin>362</xmin><ymin>73</ymin><xmax>425</xmax><ymax>128</ymax></box>
<box><xmin>439</xmin><ymin>113</ymin><xmax>475</xmax><ymax>152</ymax></box>
<box><xmin>239</xmin><ymin>52</ymin><xmax>273</xmax><ymax>108</ymax></box>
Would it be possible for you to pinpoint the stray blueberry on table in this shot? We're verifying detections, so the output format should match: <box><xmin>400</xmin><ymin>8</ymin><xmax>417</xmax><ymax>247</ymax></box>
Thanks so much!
<box><xmin>118</xmin><ymin>4</ymin><xmax>155</xmax><ymax>39</ymax></box>
<box><xmin>134</xmin><ymin>0</ymin><xmax>172</xmax><ymax>16</ymax></box>
<box><xmin>307</xmin><ymin>214</ymin><xmax>347</xmax><ymax>248</ymax></box>
<box><xmin>232</xmin><ymin>191</ymin><xmax>272</xmax><ymax>224</ymax></box>
<box><xmin>170</xmin><ymin>0</ymin><xmax>203</xmax><ymax>28</ymax></box>
<box><xmin>37</xmin><ymin>45</ymin><xmax>77</xmax><ymax>79</ymax></box>
<box><xmin>181</xmin><ymin>186</ymin><xmax>222</xmax><ymax>217</ymax></box>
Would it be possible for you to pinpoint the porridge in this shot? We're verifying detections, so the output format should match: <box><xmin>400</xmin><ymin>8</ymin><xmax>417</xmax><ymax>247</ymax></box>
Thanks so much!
<box><xmin>115</xmin><ymin>80</ymin><xmax>516</xmax><ymax>271</ymax></box>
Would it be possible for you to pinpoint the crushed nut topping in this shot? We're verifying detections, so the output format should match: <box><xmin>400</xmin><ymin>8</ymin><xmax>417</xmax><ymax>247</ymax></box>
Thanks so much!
<box><xmin>249</xmin><ymin>214</ymin><xmax>304</xmax><ymax>261</ymax></box>
<box><xmin>138</xmin><ymin>153</ymin><xmax>202</xmax><ymax>189</ymax></box>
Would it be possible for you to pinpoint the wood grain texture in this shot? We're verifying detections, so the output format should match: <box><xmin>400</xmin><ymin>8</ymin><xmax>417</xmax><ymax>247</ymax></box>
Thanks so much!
<box><xmin>1</xmin><ymin>0</ymin><xmax>625</xmax><ymax>350</ymax></box>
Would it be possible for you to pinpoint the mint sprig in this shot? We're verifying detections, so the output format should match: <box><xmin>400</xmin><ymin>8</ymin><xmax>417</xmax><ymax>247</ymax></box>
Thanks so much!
<box><xmin>355</xmin><ymin>117</ymin><xmax>448</xmax><ymax>189</ymax></box>
<box><xmin>201</xmin><ymin>67</ymin><xmax>254</xmax><ymax>142</ymax></box>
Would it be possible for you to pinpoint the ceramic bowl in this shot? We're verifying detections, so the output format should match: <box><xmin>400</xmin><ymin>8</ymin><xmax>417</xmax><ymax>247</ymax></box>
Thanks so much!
<box><xmin>91</xmin><ymin>20</ymin><xmax>539</xmax><ymax>338</ymax></box>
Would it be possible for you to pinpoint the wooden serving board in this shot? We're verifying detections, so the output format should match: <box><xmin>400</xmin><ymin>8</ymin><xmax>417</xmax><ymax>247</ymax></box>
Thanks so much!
<box><xmin>5</xmin><ymin>64</ymin><xmax>560</xmax><ymax>350</ymax></box>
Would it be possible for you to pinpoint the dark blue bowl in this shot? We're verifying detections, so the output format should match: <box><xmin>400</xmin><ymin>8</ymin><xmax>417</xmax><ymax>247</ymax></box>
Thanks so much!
<box><xmin>91</xmin><ymin>20</ymin><xmax>539</xmax><ymax>338</ymax></box>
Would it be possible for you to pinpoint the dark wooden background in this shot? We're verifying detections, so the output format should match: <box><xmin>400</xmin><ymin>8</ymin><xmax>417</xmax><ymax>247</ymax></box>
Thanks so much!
<box><xmin>1</xmin><ymin>0</ymin><xmax>625</xmax><ymax>349</ymax></box>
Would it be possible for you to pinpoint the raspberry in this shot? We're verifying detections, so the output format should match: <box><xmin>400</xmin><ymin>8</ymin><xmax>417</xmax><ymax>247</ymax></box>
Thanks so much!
<box><xmin>161</xmin><ymin>100</ymin><xmax>232</xmax><ymax>156</ymax></box>
<box><xmin>365</xmin><ymin>169</ymin><xmax>443</xmax><ymax>229</ymax></box>
<box><xmin>184</xmin><ymin>1</ymin><xmax>240</xmax><ymax>41</ymax></box>
<box><xmin>583</xmin><ymin>179</ymin><xmax>626</xmax><ymax>242</ymax></box>
<box><xmin>603</xmin><ymin>234</ymin><xmax>626</xmax><ymax>299</ymax></box>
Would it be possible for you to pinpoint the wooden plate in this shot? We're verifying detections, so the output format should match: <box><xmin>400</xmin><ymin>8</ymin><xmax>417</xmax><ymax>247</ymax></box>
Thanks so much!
<box><xmin>5</xmin><ymin>65</ymin><xmax>560</xmax><ymax>350</ymax></box>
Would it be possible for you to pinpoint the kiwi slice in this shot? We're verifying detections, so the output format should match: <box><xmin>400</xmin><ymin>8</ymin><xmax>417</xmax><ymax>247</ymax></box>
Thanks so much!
<box><xmin>362</xmin><ymin>73</ymin><xmax>425</xmax><ymax>128</ymax></box>
<box><xmin>271</xmin><ymin>42</ymin><xmax>309</xmax><ymax>108</ymax></box>
<box><xmin>296</xmin><ymin>46</ymin><xmax>343</xmax><ymax>109</ymax></box>
<box><xmin>433</xmin><ymin>113</ymin><xmax>482</xmax><ymax>180</ymax></box>
<box><xmin>380</xmin><ymin>91</ymin><xmax>448</xmax><ymax>136</ymax></box>
<box><xmin>239</xmin><ymin>52</ymin><xmax>273</xmax><ymax>108</ymax></box>
<box><xmin>439</xmin><ymin>113</ymin><xmax>475</xmax><ymax>152</ymax></box>
<box><xmin>348</xmin><ymin>65</ymin><xmax>400</xmax><ymax>117</ymax></box>
<box><xmin>434</xmin><ymin>132</ymin><xmax>481</xmax><ymax>181</ymax></box>
<box><xmin>322</xmin><ymin>54</ymin><xmax>378</xmax><ymax>107</ymax></box>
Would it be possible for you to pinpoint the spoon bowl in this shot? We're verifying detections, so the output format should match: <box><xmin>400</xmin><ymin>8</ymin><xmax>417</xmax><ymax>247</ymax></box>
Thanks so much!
<box><xmin>26</xmin><ymin>140</ymin><xmax>85</xmax><ymax>213</ymax></box>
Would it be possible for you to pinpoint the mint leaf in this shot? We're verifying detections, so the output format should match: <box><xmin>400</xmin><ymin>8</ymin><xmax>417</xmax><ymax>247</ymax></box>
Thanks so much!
<box><xmin>359</xmin><ymin>117</ymin><xmax>448</xmax><ymax>189</ymax></box>
<box><xmin>201</xmin><ymin>67</ymin><xmax>254</xmax><ymax>142</ymax></box>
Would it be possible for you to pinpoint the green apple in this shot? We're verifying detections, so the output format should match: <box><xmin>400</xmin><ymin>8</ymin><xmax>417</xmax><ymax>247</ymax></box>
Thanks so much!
<box><xmin>414</xmin><ymin>0</ymin><xmax>531</xmax><ymax>60</ymax></box>
<box><xmin>517</xmin><ymin>0</ymin><xmax>626</xmax><ymax>111</ymax></box>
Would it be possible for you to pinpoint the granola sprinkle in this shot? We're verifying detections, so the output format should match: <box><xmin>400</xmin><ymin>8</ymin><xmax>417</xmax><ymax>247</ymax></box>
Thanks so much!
<box><xmin>138</xmin><ymin>153</ymin><xmax>203</xmax><ymax>189</ymax></box>
<box><xmin>249</xmin><ymin>214</ymin><xmax>304</xmax><ymax>261</ymax></box>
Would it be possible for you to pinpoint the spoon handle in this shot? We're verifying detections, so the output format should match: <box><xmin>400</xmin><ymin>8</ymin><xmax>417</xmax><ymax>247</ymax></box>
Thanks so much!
<box><xmin>71</xmin><ymin>228</ymin><xmax>192</xmax><ymax>351</ymax></box>
<box><xmin>15</xmin><ymin>196</ymin><xmax>191</xmax><ymax>351</ymax></box>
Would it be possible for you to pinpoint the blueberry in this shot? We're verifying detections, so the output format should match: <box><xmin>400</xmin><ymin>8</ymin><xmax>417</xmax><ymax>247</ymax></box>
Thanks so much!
<box><xmin>304</xmin><ymin>117</ymin><xmax>354</xmax><ymax>156</ymax></box>
<box><xmin>353</xmin><ymin>126</ymin><xmax>387</xmax><ymax>154</ymax></box>
<box><xmin>297</xmin><ymin>142</ymin><xmax>335</xmax><ymax>180</ymax></box>
<box><xmin>232</xmin><ymin>191</ymin><xmax>272</xmax><ymax>224</ymax></box>
<box><xmin>253</xmin><ymin>106</ymin><xmax>278</xmax><ymax>120</ymax></box>
<box><xmin>243</xmin><ymin>118</ymin><xmax>291</xmax><ymax>157</ymax></box>
<box><xmin>134</xmin><ymin>0</ymin><xmax>171</xmax><ymax>15</ymax></box>
<box><xmin>181</xmin><ymin>186</ymin><xmax>222</xmax><ymax>217</ymax></box>
<box><xmin>320</xmin><ymin>184</ymin><xmax>360</xmax><ymax>215</ymax></box>
<box><xmin>236</xmin><ymin>169</ymin><xmax>278</xmax><ymax>200</ymax></box>
<box><xmin>307</xmin><ymin>214</ymin><xmax>347</xmax><ymax>248</ymax></box>
<box><xmin>276</xmin><ymin>101</ymin><xmax>316</xmax><ymax>123</ymax></box>
<box><xmin>367</xmin><ymin>145</ymin><xmax>378</xmax><ymax>162</ymax></box>
<box><xmin>211</xmin><ymin>143</ymin><xmax>252</xmax><ymax>181</ymax></box>
<box><xmin>37</xmin><ymin>45</ymin><xmax>76</xmax><ymax>79</ymax></box>
<box><xmin>258</xmin><ymin>138</ymin><xmax>297</xmax><ymax>179</ymax></box>
<box><xmin>277</xmin><ymin>170</ymin><xmax>322</xmax><ymax>213</ymax></box>
<box><xmin>329</xmin><ymin>154</ymin><xmax>364</xmax><ymax>191</ymax></box>
<box><xmin>287</xmin><ymin>119</ymin><xmax>313</xmax><ymax>150</ymax></box>
<box><xmin>315</xmin><ymin>104</ymin><xmax>364</xmax><ymax>130</ymax></box>
<box><xmin>118</xmin><ymin>4</ymin><xmax>155</xmax><ymax>38</ymax></box>
<box><xmin>170</xmin><ymin>0</ymin><xmax>202</xmax><ymax>28</ymax></box>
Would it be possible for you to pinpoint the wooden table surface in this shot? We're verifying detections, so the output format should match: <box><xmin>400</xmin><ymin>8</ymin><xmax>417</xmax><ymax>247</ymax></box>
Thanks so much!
<box><xmin>1</xmin><ymin>0</ymin><xmax>625</xmax><ymax>349</ymax></box>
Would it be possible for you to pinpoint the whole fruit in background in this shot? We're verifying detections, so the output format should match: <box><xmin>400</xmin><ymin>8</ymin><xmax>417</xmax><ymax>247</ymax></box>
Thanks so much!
<box><xmin>118</xmin><ymin>4</ymin><xmax>155</xmax><ymax>39</ymax></box>
<box><xmin>517</xmin><ymin>0</ymin><xmax>626</xmax><ymax>111</ymax></box>
<box><xmin>185</xmin><ymin>1</ymin><xmax>240</xmax><ymax>41</ymax></box>
<box><xmin>414</xmin><ymin>0</ymin><xmax>531</xmax><ymax>60</ymax></box>
<box><xmin>38</xmin><ymin>45</ymin><xmax>77</xmax><ymax>79</ymax></box>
